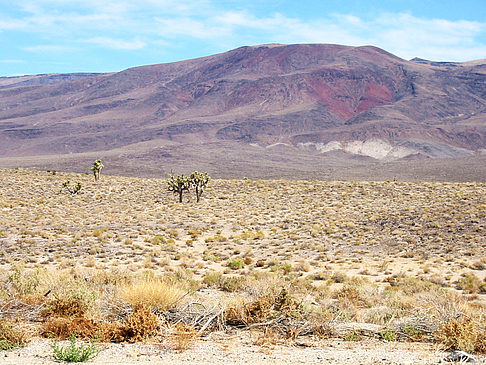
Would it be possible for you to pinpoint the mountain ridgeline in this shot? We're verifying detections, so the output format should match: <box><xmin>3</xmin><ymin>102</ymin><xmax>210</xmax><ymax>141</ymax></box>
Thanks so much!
<box><xmin>1</xmin><ymin>43</ymin><xmax>485</xmax><ymax>179</ymax></box>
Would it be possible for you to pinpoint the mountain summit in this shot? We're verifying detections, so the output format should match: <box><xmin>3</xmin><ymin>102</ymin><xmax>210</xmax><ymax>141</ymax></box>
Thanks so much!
<box><xmin>1</xmin><ymin>44</ymin><xmax>485</xmax><ymax>178</ymax></box>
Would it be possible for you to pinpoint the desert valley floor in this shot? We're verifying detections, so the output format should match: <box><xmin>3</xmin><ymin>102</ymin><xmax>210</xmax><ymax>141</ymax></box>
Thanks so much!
<box><xmin>0</xmin><ymin>168</ymin><xmax>485</xmax><ymax>364</ymax></box>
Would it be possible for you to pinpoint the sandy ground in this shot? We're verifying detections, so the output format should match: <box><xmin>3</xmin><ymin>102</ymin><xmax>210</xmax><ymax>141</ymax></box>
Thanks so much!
<box><xmin>4</xmin><ymin>332</ymin><xmax>485</xmax><ymax>365</ymax></box>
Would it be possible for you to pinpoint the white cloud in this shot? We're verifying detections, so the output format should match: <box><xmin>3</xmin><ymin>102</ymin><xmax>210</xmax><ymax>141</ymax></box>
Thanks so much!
<box><xmin>83</xmin><ymin>37</ymin><xmax>146</xmax><ymax>50</ymax></box>
<box><xmin>0</xmin><ymin>18</ymin><xmax>27</xmax><ymax>30</ymax></box>
<box><xmin>3</xmin><ymin>1</ymin><xmax>486</xmax><ymax>62</ymax></box>
<box><xmin>153</xmin><ymin>17</ymin><xmax>231</xmax><ymax>39</ymax></box>
<box><xmin>23</xmin><ymin>45</ymin><xmax>76</xmax><ymax>52</ymax></box>
<box><xmin>0</xmin><ymin>59</ymin><xmax>25</xmax><ymax>63</ymax></box>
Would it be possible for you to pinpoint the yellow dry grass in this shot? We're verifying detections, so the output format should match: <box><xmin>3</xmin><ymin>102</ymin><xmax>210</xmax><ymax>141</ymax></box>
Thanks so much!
<box><xmin>118</xmin><ymin>278</ymin><xmax>186</xmax><ymax>310</ymax></box>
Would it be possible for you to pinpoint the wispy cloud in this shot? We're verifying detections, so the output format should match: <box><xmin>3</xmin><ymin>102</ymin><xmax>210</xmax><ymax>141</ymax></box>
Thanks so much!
<box><xmin>152</xmin><ymin>9</ymin><xmax>486</xmax><ymax>61</ymax></box>
<box><xmin>83</xmin><ymin>37</ymin><xmax>146</xmax><ymax>50</ymax></box>
<box><xmin>0</xmin><ymin>59</ymin><xmax>25</xmax><ymax>63</ymax></box>
<box><xmin>2</xmin><ymin>0</ymin><xmax>486</xmax><ymax>75</ymax></box>
<box><xmin>22</xmin><ymin>45</ymin><xmax>76</xmax><ymax>52</ymax></box>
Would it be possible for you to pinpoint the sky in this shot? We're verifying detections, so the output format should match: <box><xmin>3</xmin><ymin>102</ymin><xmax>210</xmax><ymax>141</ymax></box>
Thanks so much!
<box><xmin>1</xmin><ymin>0</ymin><xmax>485</xmax><ymax>76</ymax></box>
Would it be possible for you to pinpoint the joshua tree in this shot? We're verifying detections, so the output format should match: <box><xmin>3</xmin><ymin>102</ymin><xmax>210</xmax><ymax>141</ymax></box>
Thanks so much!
<box><xmin>91</xmin><ymin>160</ymin><xmax>104</xmax><ymax>181</ymax></box>
<box><xmin>167</xmin><ymin>173</ymin><xmax>191</xmax><ymax>203</ymax></box>
<box><xmin>61</xmin><ymin>181</ymin><xmax>82</xmax><ymax>195</ymax></box>
<box><xmin>190</xmin><ymin>171</ymin><xmax>210</xmax><ymax>203</ymax></box>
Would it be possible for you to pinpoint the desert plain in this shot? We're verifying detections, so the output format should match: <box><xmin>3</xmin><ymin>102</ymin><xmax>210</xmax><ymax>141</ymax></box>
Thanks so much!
<box><xmin>0</xmin><ymin>167</ymin><xmax>485</xmax><ymax>364</ymax></box>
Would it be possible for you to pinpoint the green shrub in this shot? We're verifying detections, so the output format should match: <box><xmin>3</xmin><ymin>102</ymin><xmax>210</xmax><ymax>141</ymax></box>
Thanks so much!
<box><xmin>380</xmin><ymin>328</ymin><xmax>397</xmax><ymax>341</ymax></box>
<box><xmin>219</xmin><ymin>276</ymin><xmax>246</xmax><ymax>292</ymax></box>
<box><xmin>51</xmin><ymin>334</ymin><xmax>99</xmax><ymax>362</ymax></box>
<box><xmin>228</xmin><ymin>259</ymin><xmax>244</xmax><ymax>270</ymax></box>
<box><xmin>8</xmin><ymin>264</ymin><xmax>42</xmax><ymax>295</ymax></box>
<box><xmin>457</xmin><ymin>274</ymin><xmax>485</xmax><ymax>294</ymax></box>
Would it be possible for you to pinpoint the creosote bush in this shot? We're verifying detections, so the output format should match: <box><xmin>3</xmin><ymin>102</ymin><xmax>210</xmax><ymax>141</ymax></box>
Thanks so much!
<box><xmin>115</xmin><ymin>303</ymin><xmax>161</xmax><ymax>342</ymax></box>
<box><xmin>435</xmin><ymin>317</ymin><xmax>486</xmax><ymax>353</ymax></box>
<box><xmin>0</xmin><ymin>321</ymin><xmax>29</xmax><ymax>351</ymax></box>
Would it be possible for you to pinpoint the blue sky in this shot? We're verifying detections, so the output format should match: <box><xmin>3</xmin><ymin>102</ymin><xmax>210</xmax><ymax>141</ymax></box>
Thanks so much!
<box><xmin>1</xmin><ymin>0</ymin><xmax>485</xmax><ymax>76</ymax></box>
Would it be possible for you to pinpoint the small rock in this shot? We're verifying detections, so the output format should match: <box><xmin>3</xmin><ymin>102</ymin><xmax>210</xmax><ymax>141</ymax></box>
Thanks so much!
<box><xmin>443</xmin><ymin>350</ymin><xmax>476</xmax><ymax>363</ymax></box>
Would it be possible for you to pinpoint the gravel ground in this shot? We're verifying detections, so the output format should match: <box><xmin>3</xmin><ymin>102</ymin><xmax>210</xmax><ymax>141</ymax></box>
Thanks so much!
<box><xmin>3</xmin><ymin>332</ymin><xmax>486</xmax><ymax>365</ymax></box>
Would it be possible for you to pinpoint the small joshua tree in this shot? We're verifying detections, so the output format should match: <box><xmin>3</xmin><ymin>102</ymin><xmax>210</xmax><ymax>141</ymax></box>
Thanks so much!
<box><xmin>61</xmin><ymin>181</ymin><xmax>82</xmax><ymax>195</ymax></box>
<box><xmin>167</xmin><ymin>173</ymin><xmax>191</xmax><ymax>203</ymax></box>
<box><xmin>190</xmin><ymin>171</ymin><xmax>210</xmax><ymax>203</ymax></box>
<box><xmin>91</xmin><ymin>160</ymin><xmax>104</xmax><ymax>181</ymax></box>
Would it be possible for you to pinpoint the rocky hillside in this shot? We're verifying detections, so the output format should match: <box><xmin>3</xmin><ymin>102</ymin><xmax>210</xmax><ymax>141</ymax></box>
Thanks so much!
<box><xmin>0</xmin><ymin>44</ymin><xmax>485</xmax><ymax>177</ymax></box>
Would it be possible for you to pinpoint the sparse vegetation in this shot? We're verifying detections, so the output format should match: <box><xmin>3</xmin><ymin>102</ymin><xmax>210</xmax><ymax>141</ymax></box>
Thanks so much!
<box><xmin>0</xmin><ymin>168</ymin><xmax>485</xmax><ymax>361</ymax></box>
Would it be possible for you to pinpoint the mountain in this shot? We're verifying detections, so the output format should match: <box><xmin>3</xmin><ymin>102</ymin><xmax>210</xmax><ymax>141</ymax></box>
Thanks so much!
<box><xmin>1</xmin><ymin>43</ymin><xmax>485</xmax><ymax>180</ymax></box>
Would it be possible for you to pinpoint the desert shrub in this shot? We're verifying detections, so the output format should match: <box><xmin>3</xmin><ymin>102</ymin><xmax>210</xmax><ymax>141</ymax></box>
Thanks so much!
<box><xmin>60</xmin><ymin>181</ymin><xmax>82</xmax><ymax>195</ymax></box>
<box><xmin>117</xmin><ymin>304</ymin><xmax>160</xmax><ymax>342</ymax></box>
<box><xmin>225</xmin><ymin>289</ymin><xmax>302</xmax><ymax>326</ymax></box>
<box><xmin>310</xmin><ymin>321</ymin><xmax>335</xmax><ymax>339</ymax></box>
<box><xmin>435</xmin><ymin>317</ymin><xmax>486</xmax><ymax>353</ymax></box>
<box><xmin>42</xmin><ymin>318</ymin><xmax>100</xmax><ymax>340</ymax></box>
<box><xmin>8</xmin><ymin>264</ymin><xmax>42</xmax><ymax>296</ymax></box>
<box><xmin>51</xmin><ymin>334</ymin><xmax>99</xmax><ymax>362</ymax></box>
<box><xmin>329</xmin><ymin>271</ymin><xmax>348</xmax><ymax>283</ymax></box>
<box><xmin>89</xmin><ymin>269</ymin><xmax>132</xmax><ymax>287</ymax></box>
<box><xmin>119</xmin><ymin>278</ymin><xmax>185</xmax><ymax>310</ymax></box>
<box><xmin>457</xmin><ymin>274</ymin><xmax>486</xmax><ymax>294</ymax></box>
<box><xmin>333</xmin><ymin>285</ymin><xmax>369</xmax><ymax>308</ymax></box>
<box><xmin>170</xmin><ymin>323</ymin><xmax>197</xmax><ymax>352</ymax></box>
<box><xmin>255</xmin><ymin>260</ymin><xmax>265</xmax><ymax>267</ymax></box>
<box><xmin>0</xmin><ymin>321</ymin><xmax>29</xmax><ymax>351</ymax></box>
<box><xmin>43</xmin><ymin>287</ymin><xmax>96</xmax><ymax>318</ymax></box>
<box><xmin>402</xmin><ymin>324</ymin><xmax>425</xmax><ymax>342</ymax></box>
<box><xmin>151</xmin><ymin>235</ymin><xmax>166</xmax><ymax>245</ymax></box>
<box><xmin>342</xmin><ymin>330</ymin><xmax>361</xmax><ymax>341</ymax></box>
<box><xmin>202</xmin><ymin>272</ymin><xmax>222</xmax><ymax>287</ymax></box>
<box><xmin>387</xmin><ymin>276</ymin><xmax>438</xmax><ymax>295</ymax></box>
<box><xmin>380</xmin><ymin>328</ymin><xmax>397</xmax><ymax>342</ymax></box>
<box><xmin>228</xmin><ymin>259</ymin><xmax>244</xmax><ymax>270</ymax></box>
<box><xmin>218</xmin><ymin>276</ymin><xmax>246</xmax><ymax>292</ymax></box>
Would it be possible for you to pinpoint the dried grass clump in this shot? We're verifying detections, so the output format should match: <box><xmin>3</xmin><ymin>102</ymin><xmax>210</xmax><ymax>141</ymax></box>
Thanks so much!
<box><xmin>333</xmin><ymin>286</ymin><xmax>369</xmax><ymax>309</ymax></box>
<box><xmin>435</xmin><ymin>317</ymin><xmax>486</xmax><ymax>353</ymax></box>
<box><xmin>119</xmin><ymin>278</ymin><xmax>185</xmax><ymax>310</ymax></box>
<box><xmin>225</xmin><ymin>289</ymin><xmax>302</xmax><ymax>326</ymax></box>
<box><xmin>116</xmin><ymin>304</ymin><xmax>161</xmax><ymax>342</ymax></box>
<box><xmin>42</xmin><ymin>317</ymin><xmax>100</xmax><ymax>340</ymax></box>
<box><xmin>170</xmin><ymin>323</ymin><xmax>197</xmax><ymax>352</ymax></box>
<box><xmin>43</xmin><ymin>295</ymin><xmax>90</xmax><ymax>318</ymax></box>
<box><xmin>42</xmin><ymin>304</ymin><xmax>162</xmax><ymax>343</ymax></box>
<box><xmin>0</xmin><ymin>320</ymin><xmax>29</xmax><ymax>350</ymax></box>
<box><xmin>8</xmin><ymin>264</ymin><xmax>43</xmax><ymax>296</ymax></box>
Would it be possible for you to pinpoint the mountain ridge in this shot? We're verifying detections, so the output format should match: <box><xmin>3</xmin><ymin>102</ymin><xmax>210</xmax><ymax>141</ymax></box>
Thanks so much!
<box><xmin>0</xmin><ymin>43</ymin><xmax>485</xmax><ymax>179</ymax></box>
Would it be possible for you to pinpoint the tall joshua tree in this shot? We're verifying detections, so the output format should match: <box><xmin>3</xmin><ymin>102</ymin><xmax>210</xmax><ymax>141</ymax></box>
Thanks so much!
<box><xmin>167</xmin><ymin>173</ymin><xmax>191</xmax><ymax>203</ymax></box>
<box><xmin>190</xmin><ymin>171</ymin><xmax>210</xmax><ymax>203</ymax></box>
<box><xmin>91</xmin><ymin>159</ymin><xmax>104</xmax><ymax>181</ymax></box>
